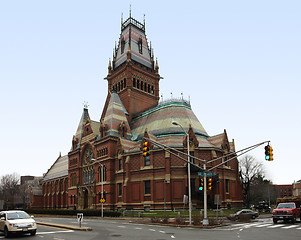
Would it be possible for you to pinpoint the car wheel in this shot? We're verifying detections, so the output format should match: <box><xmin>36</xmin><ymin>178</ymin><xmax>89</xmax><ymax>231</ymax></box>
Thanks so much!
<box><xmin>235</xmin><ymin>216</ymin><xmax>239</xmax><ymax>221</ymax></box>
<box><xmin>4</xmin><ymin>226</ymin><xmax>11</xmax><ymax>238</ymax></box>
<box><xmin>252</xmin><ymin>215</ymin><xmax>256</xmax><ymax>219</ymax></box>
<box><xmin>30</xmin><ymin>230</ymin><xmax>36</xmax><ymax>236</ymax></box>
<box><xmin>273</xmin><ymin>218</ymin><xmax>277</xmax><ymax>224</ymax></box>
<box><xmin>292</xmin><ymin>215</ymin><xmax>296</xmax><ymax>224</ymax></box>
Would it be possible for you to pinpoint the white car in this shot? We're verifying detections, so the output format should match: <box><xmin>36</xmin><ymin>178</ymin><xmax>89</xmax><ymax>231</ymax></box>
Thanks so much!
<box><xmin>0</xmin><ymin>210</ymin><xmax>37</xmax><ymax>238</ymax></box>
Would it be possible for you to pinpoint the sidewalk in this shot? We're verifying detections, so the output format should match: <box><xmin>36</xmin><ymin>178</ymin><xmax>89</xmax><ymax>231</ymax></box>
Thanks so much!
<box><xmin>36</xmin><ymin>221</ymin><xmax>92</xmax><ymax>231</ymax></box>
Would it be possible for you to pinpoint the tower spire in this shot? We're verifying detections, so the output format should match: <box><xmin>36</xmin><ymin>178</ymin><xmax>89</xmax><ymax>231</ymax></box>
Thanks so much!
<box><xmin>129</xmin><ymin>5</ymin><xmax>132</xmax><ymax>18</ymax></box>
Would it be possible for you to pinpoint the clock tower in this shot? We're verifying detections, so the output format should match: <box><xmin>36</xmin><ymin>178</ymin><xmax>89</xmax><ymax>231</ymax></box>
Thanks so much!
<box><xmin>102</xmin><ymin>14</ymin><xmax>161</xmax><ymax>121</ymax></box>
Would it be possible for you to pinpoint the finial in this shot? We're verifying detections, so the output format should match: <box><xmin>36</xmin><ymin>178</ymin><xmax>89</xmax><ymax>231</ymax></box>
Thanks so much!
<box><xmin>143</xmin><ymin>14</ymin><xmax>145</xmax><ymax>26</ymax></box>
<box><xmin>129</xmin><ymin>5</ymin><xmax>132</xmax><ymax>18</ymax></box>
<box><xmin>121</xmin><ymin>12</ymin><xmax>123</xmax><ymax>24</ymax></box>
<box><xmin>108</xmin><ymin>58</ymin><xmax>112</xmax><ymax>68</ymax></box>
<box><xmin>83</xmin><ymin>101</ymin><xmax>89</xmax><ymax>109</ymax></box>
<box><xmin>155</xmin><ymin>58</ymin><xmax>159</xmax><ymax>69</ymax></box>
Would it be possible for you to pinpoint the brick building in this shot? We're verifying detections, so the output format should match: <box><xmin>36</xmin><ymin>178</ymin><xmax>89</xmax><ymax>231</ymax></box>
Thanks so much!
<box><xmin>40</xmin><ymin>14</ymin><xmax>243</xmax><ymax>210</ymax></box>
<box><xmin>275</xmin><ymin>184</ymin><xmax>293</xmax><ymax>198</ymax></box>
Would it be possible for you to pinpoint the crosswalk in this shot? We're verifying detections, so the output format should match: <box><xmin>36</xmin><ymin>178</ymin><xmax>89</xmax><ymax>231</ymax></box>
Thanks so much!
<box><xmin>228</xmin><ymin>221</ymin><xmax>301</xmax><ymax>230</ymax></box>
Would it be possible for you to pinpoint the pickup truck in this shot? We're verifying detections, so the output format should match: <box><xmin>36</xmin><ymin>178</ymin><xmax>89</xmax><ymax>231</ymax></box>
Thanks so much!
<box><xmin>272</xmin><ymin>202</ymin><xmax>301</xmax><ymax>224</ymax></box>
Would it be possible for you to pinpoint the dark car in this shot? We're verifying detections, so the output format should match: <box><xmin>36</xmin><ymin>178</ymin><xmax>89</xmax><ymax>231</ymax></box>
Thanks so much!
<box><xmin>227</xmin><ymin>209</ymin><xmax>259</xmax><ymax>220</ymax></box>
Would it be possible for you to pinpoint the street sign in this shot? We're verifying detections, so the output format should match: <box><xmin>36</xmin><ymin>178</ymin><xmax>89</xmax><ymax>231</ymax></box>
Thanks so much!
<box><xmin>77</xmin><ymin>213</ymin><xmax>83</xmax><ymax>222</ymax></box>
<box><xmin>198</xmin><ymin>172</ymin><xmax>215</xmax><ymax>177</ymax></box>
<box><xmin>100</xmin><ymin>198</ymin><xmax>106</xmax><ymax>203</ymax></box>
<box><xmin>77</xmin><ymin>213</ymin><xmax>83</xmax><ymax>228</ymax></box>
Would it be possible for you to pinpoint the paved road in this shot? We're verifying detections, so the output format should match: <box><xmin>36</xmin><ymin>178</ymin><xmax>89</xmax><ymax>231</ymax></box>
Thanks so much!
<box><xmin>4</xmin><ymin>216</ymin><xmax>296</xmax><ymax>240</ymax></box>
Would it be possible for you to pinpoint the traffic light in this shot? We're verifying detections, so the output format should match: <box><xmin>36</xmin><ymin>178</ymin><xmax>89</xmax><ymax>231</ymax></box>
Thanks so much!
<box><xmin>265</xmin><ymin>145</ymin><xmax>271</xmax><ymax>161</ymax></box>
<box><xmin>142</xmin><ymin>142</ymin><xmax>150</xmax><ymax>157</ymax></box>
<box><xmin>207</xmin><ymin>178</ymin><xmax>213</xmax><ymax>191</ymax></box>
<box><xmin>269</xmin><ymin>146</ymin><xmax>273</xmax><ymax>161</ymax></box>
<box><xmin>199</xmin><ymin>178</ymin><xmax>204</xmax><ymax>191</ymax></box>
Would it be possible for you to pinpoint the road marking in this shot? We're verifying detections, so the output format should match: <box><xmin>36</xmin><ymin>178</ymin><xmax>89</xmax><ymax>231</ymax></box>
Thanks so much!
<box><xmin>117</xmin><ymin>225</ymin><xmax>126</xmax><ymax>228</ymax></box>
<box><xmin>282</xmin><ymin>225</ymin><xmax>299</xmax><ymax>229</ymax></box>
<box><xmin>267</xmin><ymin>224</ymin><xmax>285</xmax><ymax>228</ymax></box>
<box><xmin>149</xmin><ymin>229</ymin><xmax>156</xmax><ymax>231</ymax></box>
<box><xmin>37</xmin><ymin>230</ymin><xmax>74</xmax><ymax>235</ymax></box>
<box><xmin>244</xmin><ymin>223</ymin><xmax>262</xmax><ymax>228</ymax></box>
<box><xmin>254</xmin><ymin>224</ymin><xmax>273</xmax><ymax>228</ymax></box>
<box><xmin>159</xmin><ymin>230</ymin><xmax>166</xmax><ymax>233</ymax></box>
<box><xmin>234</xmin><ymin>223</ymin><xmax>246</xmax><ymax>227</ymax></box>
<box><xmin>171</xmin><ymin>235</ymin><xmax>175</xmax><ymax>239</ymax></box>
<box><xmin>135</xmin><ymin>227</ymin><xmax>142</xmax><ymax>230</ymax></box>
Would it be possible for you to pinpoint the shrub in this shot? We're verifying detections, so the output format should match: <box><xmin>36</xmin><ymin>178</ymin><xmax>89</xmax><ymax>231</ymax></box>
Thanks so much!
<box><xmin>26</xmin><ymin>209</ymin><xmax>121</xmax><ymax>218</ymax></box>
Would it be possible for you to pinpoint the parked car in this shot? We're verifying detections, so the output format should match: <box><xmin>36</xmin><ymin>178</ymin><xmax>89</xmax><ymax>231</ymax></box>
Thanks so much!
<box><xmin>0</xmin><ymin>210</ymin><xmax>37</xmax><ymax>238</ymax></box>
<box><xmin>272</xmin><ymin>201</ymin><xmax>301</xmax><ymax>224</ymax></box>
<box><xmin>227</xmin><ymin>209</ymin><xmax>259</xmax><ymax>220</ymax></box>
<box><xmin>255</xmin><ymin>201</ymin><xmax>271</xmax><ymax>213</ymax></box>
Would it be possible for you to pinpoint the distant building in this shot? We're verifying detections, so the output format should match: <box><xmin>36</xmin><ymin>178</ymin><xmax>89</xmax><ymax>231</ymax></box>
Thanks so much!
<box><xmin>275</xmin><ymin>184</ymin><xmax>293</xmax><ymax>198</ymax></box>
<box><xmin>40</xmin><ymin>14</ymin><xmax>243</xmax><ymax>210</ymax></box>
<box><xmin>293</xmin><ymin>180</ymin><xmax>301</xmax><ymax>197</ymax></box>
<box><xmin>20</xmin><ymin>176</ymin><xmax>43</xmax><ymax>209</ymax></box>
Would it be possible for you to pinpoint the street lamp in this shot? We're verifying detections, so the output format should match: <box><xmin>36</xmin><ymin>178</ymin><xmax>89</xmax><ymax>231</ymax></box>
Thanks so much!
<box><xmin>93</xmin><ymin>158</ymin><xmax>104</xmax><ymax>218</ymax></box>
<box><xmin>172</xmin><ymin>120</ymin><xmax>192</xmax><ymax>225</ymax></box>
<box><xmin>99</xmin><ymin>162</ymin><xmax>104</xmax><ymax>218</ymax></box>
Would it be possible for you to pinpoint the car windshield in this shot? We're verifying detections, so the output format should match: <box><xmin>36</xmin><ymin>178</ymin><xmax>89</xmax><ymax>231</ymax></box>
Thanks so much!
<box><xmin>277</xmin><ymin>203</ymin><xmax>295</xmax><ymax>209</ymax></box>
<box><xmin>7</xmin><ymin>211</ymin><xmax>30</xmax><ymax>220</ymax></box>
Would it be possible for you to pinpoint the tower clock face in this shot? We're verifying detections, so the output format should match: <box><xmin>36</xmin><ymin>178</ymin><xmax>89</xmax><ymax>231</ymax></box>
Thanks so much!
<box><xmin>84</xmin><ymin>146</ymin><xmax>94</xmax><ymax>165</ymax></box>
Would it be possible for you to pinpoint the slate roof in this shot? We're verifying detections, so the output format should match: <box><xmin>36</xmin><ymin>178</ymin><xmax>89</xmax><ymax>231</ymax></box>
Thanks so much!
<box><xmin>75</xmin><ymin>107</ymin><xmax>90</xmax><ymax>143</ymax></box>
<box><xmin>113</xmin><ymin>16</ymin><xmax>154</xmax><ymax>70</ymax></box>
<box><xmin>207</xmin><ymin>133</ymin><xmax>224</xmax><ymax>148</ymax></box>
<box><xmin>41</xmin><ymin>155</ymin><xmax>68</xmax><ymax>182</ymax></box>
<box><xmin>103</xmin><ymin>92</ymin><xmax>132</xmax><ymax>139</ymax></box>
<box><xmin>130</xmin><ymin>99</ymin><xmax>209</xmax><ymax>140</ymax></box>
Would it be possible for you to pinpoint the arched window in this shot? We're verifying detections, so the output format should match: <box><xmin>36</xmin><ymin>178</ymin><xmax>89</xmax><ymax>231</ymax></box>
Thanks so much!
<box><xmin>138</xmin><ymin>37</ymin><xmax>143</xmax><ymax>54</ymax></box>
<box><xmin>121</xmin><ymin>37</ymin><xmax>125</xmax><ymax>54</ymax></box>
<box><xmin>133</xmin><ymin>78</ymin><xmax>136</xmax><ymax>87</ymax></box>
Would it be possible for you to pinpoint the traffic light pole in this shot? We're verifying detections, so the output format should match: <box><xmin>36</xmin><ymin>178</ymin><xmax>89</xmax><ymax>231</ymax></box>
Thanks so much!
<box><xmin>203</xmin><ymin>164</ymin><xmax>209</xmax><ymax>225</ymax></box>
<box><xmin>143</xmin><ymin>137</ymin><xmax>270</xmax><ymax>226</ymax></box>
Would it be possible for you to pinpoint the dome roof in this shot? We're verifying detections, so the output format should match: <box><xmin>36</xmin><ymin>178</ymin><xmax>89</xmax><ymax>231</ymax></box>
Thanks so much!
<box><xmin>130</xmin><ymin>99</ymin><xmax>208</xmax><ymax>140</ymax></box>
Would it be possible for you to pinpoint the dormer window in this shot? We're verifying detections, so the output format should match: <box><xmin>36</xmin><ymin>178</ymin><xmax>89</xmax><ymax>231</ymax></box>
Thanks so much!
<box><xmin>138</xmin><ymin>37</ymin><xmax>143</xmax><ymax>54</ymax></box>
<box><xmin>121</xmin><ymin>37</ymin><xmax>125</xmax><ymax>54</ymax></box>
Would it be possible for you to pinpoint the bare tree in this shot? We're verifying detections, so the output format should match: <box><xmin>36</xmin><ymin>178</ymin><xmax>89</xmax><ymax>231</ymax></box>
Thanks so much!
<box><xmin>0</xmin><ymin>173</ymin><xmax>20</xmax><ymax>209</ymax></box>
<box><xmin>239</xmin><ymin>155</ymin><xmax>264</xmax><ymax>208</ymax></box>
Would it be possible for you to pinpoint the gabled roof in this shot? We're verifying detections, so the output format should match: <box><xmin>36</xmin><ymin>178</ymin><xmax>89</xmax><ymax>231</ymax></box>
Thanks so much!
<box><xmin>41</xmin><ymin>154</ymin><xmax>68</xmax><ymax>182</ymax></box>
<box><xmin>103</xmin><ymin>92</ymin><xmax>132</xmax><ymax>138</ymax></box>
<box><xmin>130</xmin><ymin>99</ymin><xmax>209</xmax><ymax>140</ymax></box>
<box><xmin>113</xmin><ymin>16</ymin><xmax>154</xmax><ymax>70</ymax></box>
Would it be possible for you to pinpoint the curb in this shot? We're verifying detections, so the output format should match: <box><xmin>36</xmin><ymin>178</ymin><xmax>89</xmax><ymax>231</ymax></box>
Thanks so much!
<box><xmin>36</xmin><ymin>221</ymin><xmax>92</xmax><ymax>231</ymax></box>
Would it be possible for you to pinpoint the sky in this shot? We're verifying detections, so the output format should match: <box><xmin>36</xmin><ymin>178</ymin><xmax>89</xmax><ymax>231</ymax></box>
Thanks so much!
<box><xmin>0</xmin><ymin>0</ymin><xmax>300</xmax><ymax>185</ymax></box>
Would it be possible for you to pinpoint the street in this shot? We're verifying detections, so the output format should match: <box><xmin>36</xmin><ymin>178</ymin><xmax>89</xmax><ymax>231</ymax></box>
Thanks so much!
<box><xmin>1</xmin><ymin>217</ymin><xmax>300</xmax><ymax>240</ymax></box>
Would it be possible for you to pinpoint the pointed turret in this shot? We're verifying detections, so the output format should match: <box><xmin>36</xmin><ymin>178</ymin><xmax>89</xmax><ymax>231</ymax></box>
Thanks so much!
<box><xmin>72</xmin><ymin>106</ymin><xmax>91</xmax><ymax>149</ymax></box>
<box><xmin>102</xmin><ymin>92</ymin><xmax>132</xmax><ymax>139</ymax></box>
